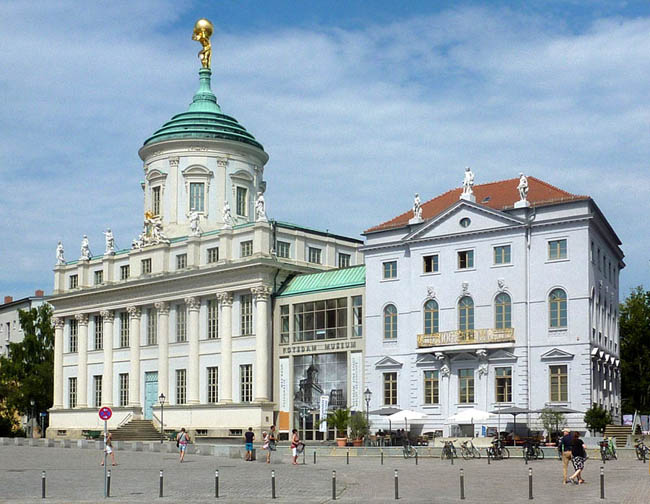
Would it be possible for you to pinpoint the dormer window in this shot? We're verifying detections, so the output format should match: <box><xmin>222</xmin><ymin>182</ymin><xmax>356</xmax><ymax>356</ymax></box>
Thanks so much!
<box><xmin>182</xmin><ymin>164</ymin><xmax>212</xmax><ymax>216</ymax></box>
<box><xmin>189</xmin><ymin>182</ymin><xmax>205</xmax><ymax>212</ymax></box>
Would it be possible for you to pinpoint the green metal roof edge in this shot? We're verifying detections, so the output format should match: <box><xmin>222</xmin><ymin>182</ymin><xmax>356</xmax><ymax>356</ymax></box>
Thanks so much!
<box><xmin>276</xmin><ymin>283</ymin><xmax>365</xmax><ymax>298</ymax></box>
<box><xmin>275</xmin><ymin>221</ymin><xmax>364</xmax><ymax>244</ymax></box>
<box><xmin>277</xmin><ymin>265</ymin><xmax>366</xmax><ymax>297</ymax></box>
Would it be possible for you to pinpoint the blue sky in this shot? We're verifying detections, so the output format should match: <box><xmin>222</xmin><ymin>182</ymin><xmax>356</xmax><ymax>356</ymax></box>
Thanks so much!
<box><xmin>1</xmin><ymin>0</ymin><xmax>649</xmax><ymax>299</ymax></box>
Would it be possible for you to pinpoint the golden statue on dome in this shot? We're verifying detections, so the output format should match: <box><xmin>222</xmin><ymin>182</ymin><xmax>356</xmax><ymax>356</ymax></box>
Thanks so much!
<box><xmin>192</xmin><ymin>19</ymin><xmax>214</xmax><ymax>69</ymax></box>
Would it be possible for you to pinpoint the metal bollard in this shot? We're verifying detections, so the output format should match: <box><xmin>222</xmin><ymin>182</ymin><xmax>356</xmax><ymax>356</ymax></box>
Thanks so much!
<box><xmin>314</xmin><ymin>450</ymin><xmax>316</xmax><ymax>464</ymax></box>
<box><xmin>41</xmin><ymin>471</ymin><xmax>46</xmax><ymax>499</ymax></box>
<box><xmin>215</xmin><ymin>469</ymin><xmax>219</xmax><ymax>498</ymax></box>
<box><xmin>600</xmin><ymin>466</ymin><xmax>605</xmax><ymax>499</ymax></box>
<box><xmin>271</xmin><ymin>470</ymin><xmax>276</xmax><ymax>499</ymax></box>
<box><xmin>159</xmin><ymin>469</ymin><xmax>163</xmax><ymax>498</ymax></box>
<box><xmin>107</xmin><ymin>469</ymin><xmax>111</xmax><ymax>498</ymax></box>
<box><xmin>347</xmin><ymin>449</ymin><xmax>349</xmax><ymax>465</ymax></box>
<box><xmin>528</xmin><ymin>467</ymin><xmax>533</xmax><ymax>500</ymax></box>
<box><xmin>451</xmin><ymin>451</ymin><xmax>454</xmax><ymax>465</ymax></box>
<box><xmin>487</xmin><ymin>451</ymin><xmax>491</xmax><ymax>464</ymax></box>
<box><xmin>303</xmin><ymin>449</ymin><xmax>306</xmax><ymax>465</ymax></box>
<box><xmin>394</xmin><ymin>469</ymin><xmax>399</xmax><ymax>500</ymax></box>
<box><xmin>460</xmin><ymin>468</ymin><xmax>465</xmax><ymax>500</ymax></box>
<box><xmin>415</xmin><ymin>451</ymin><xmax>418</xmax><ymax>465</ymax></box>
<box><xmin>332</xmin><ymin>470</ymin><xmax>336</xmax><ymax>500</ymax></box>
<box><xmin>381</xmin><ymin>450</ymin><xmax>384</xmax><ymax>465</ymax></box>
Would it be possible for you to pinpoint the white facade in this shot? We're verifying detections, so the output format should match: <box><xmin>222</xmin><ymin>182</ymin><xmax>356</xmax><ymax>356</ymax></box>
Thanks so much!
<box><xmin>362</xmin><ymin>179</ymin><xmax>623</xmax><ymax>436</ymax></box>
<box><xmin>0</xmin><ymin>292</ymin><xmax>45</xmax><ymax>357</ymax></box>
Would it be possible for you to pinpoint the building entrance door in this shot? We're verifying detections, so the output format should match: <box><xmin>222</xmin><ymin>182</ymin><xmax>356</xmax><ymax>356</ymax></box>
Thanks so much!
<box><xmin>144</xmin><ymin>372</ymin><xmax>158</xmax><ymax>420</ymax></box>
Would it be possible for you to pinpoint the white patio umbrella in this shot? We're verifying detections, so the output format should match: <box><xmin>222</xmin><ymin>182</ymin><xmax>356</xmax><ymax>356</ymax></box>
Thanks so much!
<box><xmin>386</xmin><ymin>409</ymin><xmax>428</xmax><ymax>431</ymax></box>
<box><xmin>447</xmin><ymin>408</ymin><xmax>494</xmax><ymax>424</ymax></box>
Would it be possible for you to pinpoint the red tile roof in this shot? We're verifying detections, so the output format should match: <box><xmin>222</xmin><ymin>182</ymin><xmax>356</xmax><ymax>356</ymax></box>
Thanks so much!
<box><xmin>364</xmin><ymin>176</ymin><xmax>589</xmax><ymax>234</ymax></box>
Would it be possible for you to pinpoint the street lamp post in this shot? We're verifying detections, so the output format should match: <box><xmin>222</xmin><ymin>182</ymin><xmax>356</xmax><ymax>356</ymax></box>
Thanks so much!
<box><xmin>30</xmin><ymin>399</ymin><xmax>35</xmax><ymax>438</ymax></box>
<box><xmin>364</xmin><ymin>388</ymin><xmax>372</xmax><ymax>446</ymax></box>
<box><xmin>159</xmin><ymin>393</ymin><xmax>166</xmax><ymax>444</ymax></box>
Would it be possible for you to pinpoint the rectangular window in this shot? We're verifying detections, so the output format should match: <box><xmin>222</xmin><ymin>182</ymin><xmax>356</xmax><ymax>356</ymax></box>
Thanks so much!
<box><xmin>176</xmin><ymin>305</ymin><xmax>187</xmax><ymax>342</ymax></box>
<box><xmin>119</xmin><ymin>373</ymin><xmax>129</xmax><ymax>406</ymax></box>
<box><xmin>93</xmin><ymin>375</ymin><xmax>102</xmax><ymax>408</ymax></box>
<box><xmin>383</xmin><ymin>372</ymin><xmax>397</xmax><ymax>405</ymax></box>
<box><xmin>493</xmin><ymin>245</ymin><xmax>511</xmax><ymax>265</ymax></box>
<box><xmin>94</xmin><ymin>270</ymin><xmax>104</xmax><ymax>285</ymax></box>
<box><xmin>176</xmin><ymin>369</ymin><xmax>186</xmax><ymax>405</ymax></box>
<box><xmin>308</xmin><ymin>247</ymin><xmax>322</xmax><ymax>264</ymax></box>
<box><xmin>69</xmin><ymin>275</ymin><xmax>78</xmax><ymax>289</ymax></box>
<box><xmin>280</xmin><ymin>305</ymin><xmax>290</xmax><ymax>344</ymax></box>
<box><xmin>549</xmin><ymin>365</ymin><xmax>568</xmax><ymax>402</ymax></box>
<box><xmin>293</xmin><ymin>298</ymin><xmax>347</xmax><ymax>342</ymax></box>
<box><xmin>207</xmin><ymin>367</ymin><xmax>219</xmax><ymax>403</ymax></box>
<box><xmin>423</xmin><ymin>370</ymin><xmax>439</xmax><ymax>404</ymax></box>
<box><xmin>423</xmin><ymin>254</ymin><xmax>439</xmax><ymax>273</ymax></box>
<box><xmin>152</xmin><ymin>186</ymin><xmax>161</xmax><ymax>216</ymax></box>
<box><xmin>590</xmin><ymin>241</ymin><xmax>594</xmax><ymax>263</ymax></box>
<box><xmin>548</xmin><ymin>239</ymin><xmax>567</xmax><ymax>260</ymax></box>
<box><xmin>383</xmin><ymin>261</ymin><xmax>397</xmax><ymax>279</ymax></box>
<box><xmin>338</xmin><ymin>253</ymin><xmax>351</xmax><ymax>268</ymax></box>
<box><xmin>189</xmin><ymin>182</ymin><xmax>205</xmax><ymax>212</ymax></box>
<box><xmin>241</xmin><ymin>240</ymin><xmax>253</xmax><ymax>257</ymax></box>
<box><xmin>240</xmin><ymin>294</ymin><xmax>253</xmax><ymax>335</ymax></box>
<box><xmin>352</xmin><ymin>295</ymin><xmax>363</xmax><ymax>337</ymax></box>
<box><xmin>207</xmin><ymin>247</ymin><xmax>219</xmax><ymax>263</ymax></box>
<box><xmin>147</xmin><ymin>308</ymin><xmax>157</xmax><ymax>345</ymax></box>
<box><xmin>277</xmin><ymin>241</ymin><xmax>290</xmax><ymax>259</ymax></box>
<box><xmin>495</xmin><ymin>367</ymin><xmax>512</xmax><ymax>403</ymax></box>
<box><xmin>68</xmin><ymin>377</ymin><xmax>77</xmax><ymax>408</ymax></box>
<box><xmin>207</xmin><ymin>299</ymin><xmax>218</xmax><ymax>339</ymax></box>
<box><xmin>458</xmin><ymin>250</ymin><xmax>474</xmax><ymax>269</ymax></box>
<box><xmin>120</xmin><ymin>313</ymin><xmax>129</xmax><ymax>347</ymax></box>
<box><xmin>69</xmin><ymin>319</ymin><xmax>78</xmax><ymax>353</ymax></box>
<box><xmin>120</xmin><ymin>265</ymin><xmax>130</xmax><ymax>280</ymax></box>
<box><xmin>240</xmin><ymin>364</ymin><xmax>253</xmax><ymax>402</ymax></box>
<box><xmin>94</xmin><ymin>315</ymin><xmax>103</xmax><ymax>350</ymax></box>
<box><xmin>176</xmin><ymin>254</ymin><xmax>187</xmax><ymax>270</ymax></box>
<box><xmin>459</xmin><ymin>369</ymin><xmax>474</xmax><ymax>403</ymax></box>
<box><xmin>141</xmin><ymin>258</ymin><xmax>152</xmax><ymax>275</ymax></box>
<box><xmin>236</xmin><ymin>186</ymin><xmax>247</xmax><ymax>216</ymax></box>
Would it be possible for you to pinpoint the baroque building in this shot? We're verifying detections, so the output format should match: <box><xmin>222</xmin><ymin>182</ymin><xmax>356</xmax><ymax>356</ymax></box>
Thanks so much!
<box><xmin>47</xmin><ymin>22</ymin><xmax>362</xmax><ymax>439</ymax></box>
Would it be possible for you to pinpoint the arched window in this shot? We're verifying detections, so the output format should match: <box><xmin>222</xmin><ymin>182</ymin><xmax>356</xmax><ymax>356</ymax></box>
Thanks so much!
<box><xmin>549</xmin><ymin>288</ymin><xmax>567</xmax><ymax>328</ymax></box>
<box><xmin>458</xmin><ymin>296</ymin><xmax>474</xmax><ymax>332</ymax></box>
<box><xmin>384</xmin><ymin>304</ymin><xmax>397</xmax><ymax>340</ymax></box>
<box><xmin>495</xmin><ymin>293</ymin><xmax>511</xmax><ymax>329</ymax></box>
<box><xmin>424</xmin><ymin>300</ymin><xmax>439</xmax><ymax>334</ymax></box>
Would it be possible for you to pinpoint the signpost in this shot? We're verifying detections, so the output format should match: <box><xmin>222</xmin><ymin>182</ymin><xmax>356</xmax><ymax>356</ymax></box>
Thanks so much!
<box><xmin>98</xmin><ymin>407</ymin><xmax>112</xmax><ymax>498</ymax></box>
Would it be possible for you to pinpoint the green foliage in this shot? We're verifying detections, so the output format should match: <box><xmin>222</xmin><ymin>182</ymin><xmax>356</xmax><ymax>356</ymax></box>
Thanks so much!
<box><xmin>620</xmin><ymin>286</ymin><xmax>650</xmax><ymax>414</ymax></box>
<box><xmin>326</xmin><ymin>408</ymin><xmax>351</xmax><ymax>436</ymax></box>
<box><xmin>349</xmin><ymin>411</ymin><xmax>369</xmax><ymax>439</ymax></box>
<box><xmin>584</xmin><ymin>403</ymin><xmax>612</xmax><ymax>434</ymax></box>
<box><xmin>0</xmin><ymin>304</ymin><xmax>54</xmax><ymax>430</ymax></box>
<box><xmin>540</xmin><ymin>408</ymin><xmax>566</xmax><ymax>434</ymax></box>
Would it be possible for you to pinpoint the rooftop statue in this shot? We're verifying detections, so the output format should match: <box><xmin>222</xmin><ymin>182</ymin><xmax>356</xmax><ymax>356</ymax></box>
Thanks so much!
<box><xmin>103</xmin><ymin>228</ymin><xmax>115</xmax><ymax>254</ymax></box>
<box><xmin>192</xmin><ymin>18</ymin><xmax>214</xmax><ymax>69</ymax></box>
<box><xmin>56</xmin><ymin>241</ymin><xmax>65</xmax><ymax>265</ymax></box>
<box><xmin>188</xmin><ymin>211</ymin><xmax>201</xmax><ymax>236</ymax></box>
<box><xmin>517</xmin><ymin>172</ymin><xmax>529</xmax><ymax>201</ymax></box>
<box><xmin>462</xmin><ymin>166</ymin><xmax>474</xmax><ymax>197</ymax></box>
<box><xmin>80</xmin><ymin>235</ymin><xmax>91</xmax><ymax>260</ymax></box>
<box><xmin>412</xmin><ymin>193</ymin><xmax>422</xmax><ymax>220</ymax></box>
<box><xmin>222</xmin><ymin>201</ymin><xmax>234</xmax><ymax>228</ymax></box>
<box><xmin>255</xmin><ymin>192</ymin><xmax>268</xmax><ymax>222</ymax></box>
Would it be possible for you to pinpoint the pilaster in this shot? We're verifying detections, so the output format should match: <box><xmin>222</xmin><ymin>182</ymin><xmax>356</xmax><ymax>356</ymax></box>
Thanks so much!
<box><xmin>75</xmin><ymin>314</ymin><xmax>89</xmax><ymax>408</ymax></box>
<box><xmin>252</xmin><ymin>285</ymin><xmax>272</xmax><ymax>402</ymax></box>
<box><xmin>217</xmin><ymin>292</ymin><xmax>234</xmax><ymax>403</ymax></box>
<box><xmin>155</xmin><ymin>302</ymin><xmax>170</xmax><ymax>403</ymax></box>
<box><xmin>127</xmin><ymin>305</ymin><xmax>142</xmax><ymax>408</ymax></box>
<box><xmin>185</xmin><ymin>296</ymin><xmax>201</xmax><ymax>404</ymax></box>
<box><xmin>100</xmin><ymin>311</ymin><xmax>114</xmax><ymax>406</ymax></box>
<box><xmin>52</xmin><ymin>317</ymin><xmax>65</xmax><ymax>409</ymax></box>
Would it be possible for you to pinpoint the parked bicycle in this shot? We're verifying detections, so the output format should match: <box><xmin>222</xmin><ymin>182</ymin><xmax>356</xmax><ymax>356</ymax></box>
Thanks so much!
<box><xmin>402</xmin><ymin>440</ymin><xmax>417</xmax><ymax>459</ymax></box>
<box><xmin>460</xmin><ymin>439</ymin><xmax>482</xmax><ymax>460</ymax></box>
<box><xmin>634</xmin><ymin>439</ymin><xmax>649</xmax><ymax>461</ymax></box>
<box><xmin>522</xmin><ymin>439</ymin><xmax>544</xmax><ymax>461</ymax></box>
<box><xmin>599</xmin><ymin>437</ymin><xmax>617</xmax><ymax>462</ymax></box>
<box><xmin>486</xmin><ymin>437</ymin><xmax>510</xmax><ymax>460</ymax></box>
<box><xmin>441</xmin><ymin>440</ymin><xmax>457</xmax><ymax>460</ymax></box>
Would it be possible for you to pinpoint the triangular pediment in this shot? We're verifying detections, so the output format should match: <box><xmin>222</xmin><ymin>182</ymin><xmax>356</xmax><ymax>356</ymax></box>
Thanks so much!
<box><xmin>415</xmin><ymin>353</ymin><xmax>438</xmax><ymax>366</ymax></box>
<box><xmin>540</xmin><ymin>348</ymin><xmax>574</xmax><ymax>361</ymax></box>
<box><xmin>450</xmin><ymin>352</ymin><xmax>477</xmax><ymax>362</ymax></box>
<box><xmin>146</xmin><ymin>168</ymin><xmax>168</xmax><ymax>183</ymax></box>
<box><xmin>489</xmin><ymin>350</ymin><xmax>518</xmax><ymax>362</ymax></box>
<box><xmin>375</xmin><ymin>356</ymin><xmax>403</xmax><ymax>369</ymax></box>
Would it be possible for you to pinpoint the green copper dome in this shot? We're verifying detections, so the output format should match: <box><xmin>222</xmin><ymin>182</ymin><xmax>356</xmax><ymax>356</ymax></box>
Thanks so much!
<box><xmin>143</xmin><ymin>68</ymin><xmax>263</xmax><ymax>150</ymax></box>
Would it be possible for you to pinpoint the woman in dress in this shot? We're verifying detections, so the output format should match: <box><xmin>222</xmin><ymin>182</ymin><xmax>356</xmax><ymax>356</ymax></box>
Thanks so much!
<box><xmin>290</xmin><ymin>429</ymin><xmax>300</xmax><ymax>465</ymax></box>
<box><xmin>569</xmin><ymin>431</ymin><xmax>587</xmax><ymax>484</ymax></box>
<box><xmin>100</xmin><ymin>432</ymin><xmax>116</xmax><ymax>466</ymax></box>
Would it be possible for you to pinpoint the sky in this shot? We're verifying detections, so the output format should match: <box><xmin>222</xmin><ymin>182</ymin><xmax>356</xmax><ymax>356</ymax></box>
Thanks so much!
<box><xmin>1</xmin><ymin>0</ymin><xmax>649</xmax><ymax>300</ymax></box>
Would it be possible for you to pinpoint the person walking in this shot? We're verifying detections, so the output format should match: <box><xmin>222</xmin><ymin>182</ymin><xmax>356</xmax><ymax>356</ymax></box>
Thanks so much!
<box><xmin>264</xmin><ymin>425</ymin><xmax>277</xmax><ymax>464</ymax></box>
<box><xmin>176</xmin><ymin>428</ymin><xmax>190</xmax><ymax>463</ymax></box>
<box><xmin>569</xmin><ymin>431</ymin><xmax>587</xmax><ymax>484</ymax></box>
<box><xmin>100</xmin><ymin>432</ymin><xmax>116</xmax><ymax>466</ymax></box>
<box><xmin>290</xmin><ymin>428</ymin><xmax>300</xmax><ymax>465</ymax></box>
<box><xmin>559</xmin><ymin>428</ymin><xmax>573</xmax><ymax>484</ymax></box>
<box><xmin>244</xmin><ymin>427</ymin><xmax>255</xmax><ymax>461</ymax></box>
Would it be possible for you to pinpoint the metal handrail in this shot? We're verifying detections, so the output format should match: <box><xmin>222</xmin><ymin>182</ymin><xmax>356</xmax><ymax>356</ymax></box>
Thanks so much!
<box><xmin>417</xmin><ymin>328</ymin><xmax>515</xmax><ymax>348</ymax></box>
<box><xmin>117</xmin><ymin>413</ymin><xmax>132</xmax><ymax>429</ymax></box>
<box><xmin>152</xmin><ymin>413</ymin><xmax>163</xmax><ymax>430</ymax></box>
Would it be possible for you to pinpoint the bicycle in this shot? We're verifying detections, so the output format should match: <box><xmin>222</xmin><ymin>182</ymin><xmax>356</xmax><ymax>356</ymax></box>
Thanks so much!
<box><xmin>441</xmin><ymin>440</ymin><xmax>457</xmax><ymax>460</ymax></box>
<box><xmin>634</xmin><ymin>439</ymin><xmax>649</xmax><ymax>461</ymax></box>
<box><xmin>599</xmin><ymin>438</ymin><xmax>617</xmax><ymax>462</ymax></box>
<box><xmin>460</xmin><ymin>439</ymin><xmax>482</xmax><ymax>460</ymax></box>
<box><xmin>486</xmin><ymin>438</ymin><xmax>510</xmax><ymax>460</ymax></box>
<box><xmin>522</xmin><ymin>440</ymin><xmax>544</xmax><ymax>461</ymax></box>
<box><xmin>402</xmin><ymin>440</ymin><xmax>417</xmax><ymax>459</ymax></box>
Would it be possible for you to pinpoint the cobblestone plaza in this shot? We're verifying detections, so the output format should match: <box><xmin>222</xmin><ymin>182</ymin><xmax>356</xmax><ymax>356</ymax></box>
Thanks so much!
<box><xmin>0</xmin><ymin>444</ymin><xmax>648</xmax><ymax>503</ymax></box>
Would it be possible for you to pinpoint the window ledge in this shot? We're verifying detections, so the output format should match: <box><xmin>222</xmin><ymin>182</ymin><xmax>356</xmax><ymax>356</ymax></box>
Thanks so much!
<box><xmin>380</xmin><ymin>278</ymin><xmax>399</xmax><ymax>283</ymax></box>
<box><xmin>420</xmin><ymin>272</ymin><xmax>441</xmax><ymax>277</ymax></box>
<box><xmin>491</xmin><ymin>263</ymin><xmax>513</xmax><ymax>269</ymax></box>
<box><xmin>545</xmin><ymin>258</ymin><xmax>569</xmax><ymax>264</ymax></box>
<box><xmin>455</xmin><ymin>268</ymin><xmax>476</xmax><ymax>273</ymax></box>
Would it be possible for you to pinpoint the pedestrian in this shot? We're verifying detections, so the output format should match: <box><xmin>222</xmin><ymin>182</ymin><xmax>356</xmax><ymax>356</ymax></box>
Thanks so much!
<box><xmin>176</xmin><ymin>428</ymin><xmax>190</xmax><ymax>463</ymax></box>
<box><xmin>569</xmin><ymin>431</ymin><xmax>587</xmax><ymax>485</ymax></box>
<box><xmin>559</xmin><ymin>428</ymin><xmax>573</xmax><ymax>484</ymax></box>
<box><xmin>291</xmin><ymin>428</ymin><xmax>300</xmax><ymax>465</ymax></box>
<box><xmin>100</xmin><ymin>432</ymin><xmax>116</xmax><ymax>466</ymax></box>
<box><xmin>244</xmin><ymin>427</ymin><xmax>255</xmax><ymax>461</ymax></box>
<box><xmin>265</xmin><ymin>425</ymin><xmax>277</xmax><ymax>464</ymax></box>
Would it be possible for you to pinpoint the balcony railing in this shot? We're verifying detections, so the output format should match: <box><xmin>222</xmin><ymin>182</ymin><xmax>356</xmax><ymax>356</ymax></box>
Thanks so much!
<box><xmin>417</xmin><ymin>328</ymin><xmax>515</xmax><ymax>348</ymax></box>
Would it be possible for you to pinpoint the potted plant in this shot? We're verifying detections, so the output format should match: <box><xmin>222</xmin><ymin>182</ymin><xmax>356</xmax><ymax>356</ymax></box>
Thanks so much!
<box><xmin>349</xmin><ymin>412</ymin><xmax>369</xmax><ymax>447</ymax></box>
<box><xmin>326</xmin><ymin>408</ymin><xmax>351</xmax><ymax>447</ymax></box>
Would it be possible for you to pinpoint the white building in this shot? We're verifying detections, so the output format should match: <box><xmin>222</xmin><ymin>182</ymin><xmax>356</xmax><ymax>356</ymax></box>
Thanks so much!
<box><xmin>0</xmin><ymin>291</ymin><xmax>45</xmax><ymax>357</ymax></box>
<box><xmin>47</xmin><ymin>44</ymin><xmax>362</xmax><ymax>439</ymax></box>
<box><xmin>362</xmin><ymin>174</ymin><xmax>623</xmax><ymax>436</ymax></box>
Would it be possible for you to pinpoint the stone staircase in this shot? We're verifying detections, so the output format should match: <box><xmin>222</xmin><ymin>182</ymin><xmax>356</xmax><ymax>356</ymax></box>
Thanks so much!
<box><xmin>604</xmin><ymin>424</ymin><xmax>641</xmax><ymax>447</ymax></box>
<box><xmin>110</xmin><ymin>419</ymin><xmax>161</xmax><ymax>441</ymax></box>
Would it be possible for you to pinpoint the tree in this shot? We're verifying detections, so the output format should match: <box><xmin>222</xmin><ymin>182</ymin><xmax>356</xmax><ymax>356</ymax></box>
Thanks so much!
<box><xmin>325</xmin><ymin>408</ymin><xmax>351</xmax><ymax>438</ymax></box>
<box><xmin>349</xmin><ymin>411</ymin><xmax>370</xmax><ymax>440</ymax></box>
<box><xmin>619</xmin><ymin>286</ymin><xmax>650</xmax><ymax>414</ymax></box>
<box><xmin>0</xmin><ymin>304</ymin><xmax>54</xmax><ymax>434</ymax></box>
<box><xmin>584</xmin><ymin>403</ymin><xmax>612</xmax><ymax>434</ymax></box>
<box><xmin>540</xmin><ymin>408</ymin><xmax>566</xmax><ymax>437</ymax></box>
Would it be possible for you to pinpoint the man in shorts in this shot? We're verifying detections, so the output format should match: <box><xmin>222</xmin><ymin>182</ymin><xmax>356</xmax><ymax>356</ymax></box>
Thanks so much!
<box><xmin>245</xmin><ymin>427</ymin><xmax>255</xmax><ymax>461</ymax></box>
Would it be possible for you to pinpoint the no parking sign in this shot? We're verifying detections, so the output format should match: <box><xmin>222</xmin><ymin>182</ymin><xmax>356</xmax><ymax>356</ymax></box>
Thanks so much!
<box><xmin>99</xmin><ymin>407</ymin><xmax>112</xmax><ymax>421</ymax></box>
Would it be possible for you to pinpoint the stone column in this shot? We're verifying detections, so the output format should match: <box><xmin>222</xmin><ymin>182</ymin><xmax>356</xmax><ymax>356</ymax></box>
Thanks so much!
<box><xmin>53</xmin><ymin>317</ymin><xmax>65</xmax><ymax>409</ymax></box>
<box><xmin>76</xmin><ymin>314</ymin><xmax>89</xmax><ymax>408</ymax></box>
<box><xmin>100</xmin><ymin>311</ymin><xmax>114</xmax><ymax>406</ymax></box>
<box><xmin>155</xmin><ymin>302</ymin><xmax>170</xmax><ymax>402</ymax></box>
<box><xmin>127</xmin><ymin>305</ymin><xmax>141</xmax><ymax>408</ymax></box>
<box><xmin>252</xmin><ymin>286</ymin><xmax>272</xmax><ymax>402</ymax></box>
<box><xmin>217</xmin><ymin>292</ymin><xmax>233</xmax><ymax>403</ymax></box>
<box><xmin>186</xmin><ymin>297</ymin><xmax>201</xmax><ymax>404</ymax></box>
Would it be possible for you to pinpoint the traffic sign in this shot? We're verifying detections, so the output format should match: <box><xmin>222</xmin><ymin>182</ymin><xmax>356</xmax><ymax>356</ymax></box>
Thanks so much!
<box><xmin>98</xmin><ymin>407</ymin><xmax>113</xmax><ymax>421</ymax></box>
